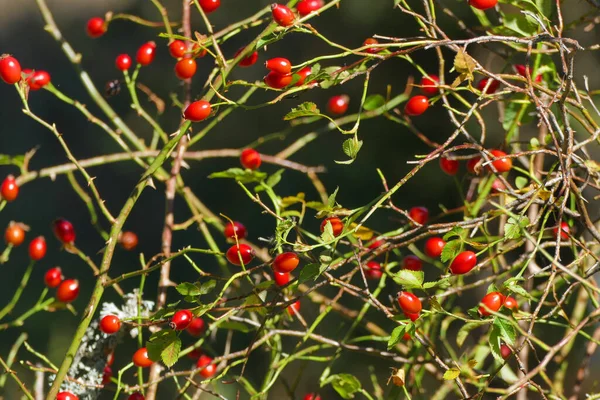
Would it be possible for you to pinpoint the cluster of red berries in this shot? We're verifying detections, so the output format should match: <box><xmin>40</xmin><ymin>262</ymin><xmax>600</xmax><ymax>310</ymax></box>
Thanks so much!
<box><xmin>263</xmin><ymin>57</ymin><xmax>312</xmax><ymax>89</ymax></box>
<box><xmin>404</xmin><ymin>74</ymin><xmax>441</xmax><ymax>116</ymax></box>
<box><xmin>0</xmin><ymin>51</ymin><xmax>49</xmax><ymax>91</ymax></box>
<box><xmin>478</xmin><ymin>291</ymin><xmax>518</xmax><ymax>316</ymax></box>
<box><xmin>440</xmin><ymin>148</ymin><xmax>513</xmax><ymax>177</ymax></box>
<box><xmin>476</xmin><ymin>64</ymin><xmax>543</xmax><ymax>94</ymax></box>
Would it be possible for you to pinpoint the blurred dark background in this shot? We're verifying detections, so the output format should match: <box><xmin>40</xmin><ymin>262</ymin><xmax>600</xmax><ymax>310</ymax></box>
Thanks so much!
<box><xmin>0</xmin><ymin>0</ymin><xmax>598</xmax><ymax>398</ymax></box>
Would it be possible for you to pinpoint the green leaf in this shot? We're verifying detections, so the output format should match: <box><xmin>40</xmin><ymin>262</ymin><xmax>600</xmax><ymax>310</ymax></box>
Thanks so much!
<box><xmin>266</xmin><ymin>169</ymin><xmax>284</xmax><ymax>188</ymax></box>
<box><xmin>147</xmin><ymin>330</ymin><xmax>180</xmax><ymax>368</ymax></box>
<box><xmin>298</xmin><ymin>263</ymin><xmax>320</xmax><ymax>284</ymax></box>
<box><xmin>388</xmin><ymin>324</ymin><xmax>411</xmax><ymax>349</ymax></box>
<box><xmin>441</xmin><ymin>239</ymin><xmax>462</xmax><ymax>263</ymax></box>
<box><xmin>456</xmin><ymin>322</ymin><xmax>485</xmax><ymax>347</ymax></box>
<box><xmin>219</xmin><ymin>321</ymin><xmax>252</xmax><ymax>333</ymax></box>
<box><xmin>493</xmin><ymin>317</ymin><xmax>516</xmax><ymax>347</ymax></box>
<box><xmin>488</xmin><ymin>321</ymin><xmax>503</xmax><ymax>363</ymax></box>
<box><xmin>502</xmin><ymin>102</ymin><xmax>522</xmax><ymax>131</ymax></box>
<box><xmin>443</xmin><ymin>227</ymin><xmax>466</xmax><ymax>241</ymax></box>
<box><xmin>504</xmin><ymin>216</ymin><xmax>529</xmax><ymax>240</ymax></box>
<box><xmin>321</xmin><ymin>374</ymin><xmax>361</xmax><ymax>399</ymax></box>
<box><xmin>284</xmin><ymin>102</ymin><xmax>321</xmax><ymax>120</ymax></box>
<box><xmin>515</xmin><ymin>176</ymin><xmax>528</xmax><ymax>189</ymax></box>
<box><xmin>209</xmin><ymin>168</ymin><xmax>267</xmax><ymax>183</ymax></box>
<box><xmin>176</xmin><ymin>282</ymin><xmax>202</xmax><ymax>296</ymax></box>
<box><xmin>336</xmin><ymin>135</ymin><xmax>363</xmax><ymax>165</ymax></box>
<box><xmin>275</xmin><ymin>218</ymin><xmax>296</xmax><ymax>248</ymax></box>
<box><xmin>504</xmin><ymin>281</ymin><xmax>534</xmax><ymax>300</ymax></box>
<box><xmin>327</xmin><ymin>187</ymin><xmax>339</xmax><ymax>209</ymax></box>
<box><xmin>363</xmin><ymin>94</ymin><xmax>385</xmax><ymax>111</ymax></box>
<box><xmin>443</xmin><ymin>368</ymin><xmax>461</xmax><ymax>380</ymax></box>
<box><xmin>256</xmin><ymin>33</ymin><xmax>277</xmax><ymax>49</ymax></box>
<box><xmin>198</xmin><ymin>280</ymin><xmax>217</xmax><ymax>295</ymax></box>
<box><xmin>320</xmin><ymin>220</ymin><xmax>336</xmax><ymax>242</ymax></box>
<box><xmin>422</xmin><ymin>277</ymin><xmax>451</xmax><ymax>290</ymax></box>
<box><xmin>0</xmin><ymin>154</ymin><xmax>25</xmax><ymax>167</ymax></box>
<box><xmin>503</xmin><ymin>13</ymin><xmax>539</xmax><ymax>36</ymax></box>
<box><xmin>391</xmin><ymin>269</ymin><xmax>424</xmax><ymax>289</ymax></box>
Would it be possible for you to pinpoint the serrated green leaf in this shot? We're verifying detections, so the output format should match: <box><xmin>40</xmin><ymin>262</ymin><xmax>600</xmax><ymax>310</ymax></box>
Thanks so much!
<box><xmin>422</xmin><ymin>277</ymin><xmax>451</xmax><ymax>290</ymax></box>
<box><xmin>298</xmin><ymin>263</ymin><xmax>320</xmax><ymax>284</ymax></box>
<box><xmin>493</xmin><ymin>317</ymin><xmax>516</xmax><ymax>347</ymax></box>
<box><xmin>388</xmin><ymin>324</ymin><xmax>411</xmax><ymax>350</ymax></box>
<box><xmin>284</xmin><ymin>102</ymin><xmax>322</xmax><ymax>120</ymax></box>
<box><xmin>504</xmin><ymin>216</ymin><xmax>529</xmax><ymax>240</ymax></box>
<box><xmin>321</xmin><ymin>373</ymin><xmax>361</xmax><ymax>399</ymax></box>
<box><xmin>443</xmin><ymin>368</ymin><xmax>461</xmax><ymax>380</ymax></box>
<box><xmin>504</xmin><ymin>282</ymin><xmax>534</xmax><ymax>300</ymax></box>
<box><xmin>176</xmin><ymin>282</ymin><xmax>202</xmax><ymax>296</ymax></box>
<box><xmin>161</xmin><ymin>336</ymin><xmax>181</xmax><ymax>368</ymax></box>
<box><xmin>320</xmin><ymin>220</ymin><xmax>336</xmax><ymax>242</ymax></box>
<box><xmin>503</xmin><ymin>13</ymin><xmax>539</xmax><ymax>36</ymax></box>
<box><xmin>441</xmin><ymin>239</ymin><xmax>462</xmax><ymax>263</ymax></box>
<box><xmin>147</xmin><ymin>330</ymin><xmax>179</xmax><ymax>367</ymax></box>
<box><xmin>391</xmin><ymin>269</ymin><xmax>424</xmax><ymax>289</ymax></box>
<box><xmin>363</xmin><ymin>94</ymin><xmax>385</xmax><ymax>111</ymax></box>
<box><xmin>443</xmin><ymin>227</ymin><xmax>466</xmax><ymax>241</ymax></box>
<box><xmin>209</xmin><ymin>168</ymin><xmax>267</xmax><ymax>183</ymax></box>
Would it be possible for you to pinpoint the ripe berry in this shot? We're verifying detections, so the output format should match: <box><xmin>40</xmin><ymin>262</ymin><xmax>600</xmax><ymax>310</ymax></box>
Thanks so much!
<box><xmin>500</xmin><ymin>344</ymin><xmax>511</xmax><ymax>360</ymax></box>
<box><xmin>100</xmin><ymin>315</ymin><xmax>121</xmax><ymax>334</ymax></box>
<box><xmin>468</xmin><ymin>0</ymin><xmax>498</xmax><ymax>10</ymax></box>
<box><xmin>226</xmin><ymin>244</ymin><xmax>254</xmax><ymax>266</ymax></box>
<box><xmin>320</xmin><ymin>217</ymin><xmax>344</xmax><ymax>237</ymax></box>
<box><xmin>408</xmin><ymin>206</ymin><xmax>429</xmax><ymax>225</ymax></box>
<box><xmin>404</xmin><ymin>95</ymin><xmax>429</xmax><ymax>116</ymax></box>
<box><xmin>53</xmin><ymin>218</ymin><xmax>76</xmax><ymax>244</ymax></box>
<box><xmin>553</xmin><ymin>221</ymin><xmax>570</xmax><ymax>240</ymax></box>
<box><xmin>44</xmin><ymin>267</ymin><xmax>63</xmax><ymax>288</ymax></box>
<box><xmin>424</xmin><ymin>237</ymin><xmax>446</xmax><ymax>258</ymax></box>
<box><xmin>128</xmin><ymin>393</ymin><xmax>145</xmax><ymax>400</ymax></box>
<box><xmin>192</xmin><ymin>43</ymin><xmax>208</xmax><ymax>58</ymax></box>
<box><xmin>439</xmin><ymin>156</ymin><xmax>459</xmax><ymax>176</ymax></box>
<box><xmin>170</xmin><ymin>309</ymin><xmax>193</xmax><ymax>330</ymax></box>
<box><xmin>515</xmin><ymin>64</ymin><xmax>542</xmax><ymax>83</ymax></box>
<box><xmin>119</xmin><ymin>231</ymin><xmax>139</xmax><ymax>251</ymax></box>
<box><xmin>235</xmin><ymin>48</ymin><xmax>259</xmax><ymax>67</ymax></box>
<box><xmin>297</xmin><ymin>0</ymin><xmax>324</xmax><ymax>16</ymax></box>
<box><xmin>398</xmin><ymin>292</ymin><xmax>422</xmax><ymax>314</ymax></box>
<box><xmin>363</xmin><ymin>38</ymin><xmax>381</xmax><ymax>54</ymax></box>
<box><xmin>466</xmin><ymin>157</ymin><xmax>481</xmax><ymax>174</ymax></box>
<box><xmin>402</xmin><ymin>255</ymin><xmax>422</xmax><ymax>271</ymax></box>
<box><xmin>29</xmin><ymin>236</ymin><xmax>47</xmax><ymax>260</ymax></box>
<box><xmin>1</xmin><ymin>175</ymin><xmax>19</xmax><ymax>202</ymax></box>
<box><xmin>240</xmin><ymin>148</ymin><xmax>261</xmax><ymax>170</ymax></box>
<box><xmin>404</xmin><ymin>311</ymin><xmax>420</xmax><ymax>321</ymax></box>
<box><xmin>264</xmin><ymin>71</ymin><xmax>293</xmax><ymax>89</ymax></box>
<box><xmin>477</xmin><ymin>78</ymin><xmax>500</xmax><ymax>94</ymax></box>
<box><xmin>132</xmin><ymin>347</ymin><xmax>154</xmax><ymax>368</ymax></box>
<box><xmin>136</xmin><ymin>42</ymin><xmax>157</xmax><ymax>66</ymax></box>
<box><xmin>365</xmin><ymin>261</ymin><xmax>383</xmax><ymax>279</ymax></box>
<box><xmin>86</xmin><ymin>17</ymin><xmax>106</xmax><ymax>38</ymax></box>
<box><xmin>287</xmin><ymin>300</ymin><xmax>301</xmax><ymax>315</ymax></box>
<box><xmin>266</xmin><ymin>57</ymin><xmax>292</xmax><ymax>75</ymax></box>
<box><xmin>27</xmin><ymin>71</ymin><xmax>51</xmax><ymax>91</ymax></box>
<box><xmin>273</xmin><ymin>252</ymin><xmax>300</xmax><ymax>273</ymax></box>
<box><xmin>199</xmin><ymin>0</ymin><xmax>221</xmax><ymax>13</ymax></box>
<box><xmin>102</xmin><ymin>366</ymin><xmax>112</xmax><ymax>385</ymax></box>
<box><xmin>368</xmin><ymin>239</ymin><xmax>385</xmax><ymax>249</ymax></box>
<box><xmin>0</xmin><ymin>56</ymin><xmax>22</xmax><ymax>84</ymax></box>
<box><xmin>57</xmin><ymin>392</ymin><xmax>79</xmax><ymax>400</ymax></box>
<box><xmin>327</xmin><ymin>95</ymin><xmax>350</xmax><ymax>115</ymax></box>
<box><xmin>420</xmin><ymin>74</ymin><xmax>439</xmax><ymax>96</ymax></box>
<box><xmin>274</xmin><ymin>271</ymin><xmax>290</xmax><ymax>286</ymax></box>
<box><xmin>488</xmin><ymin>149</ymin><xmax>512</xmax><ymax>173</ymax></box>
<box><xmin>491</xmin><ymin>178</ymin><xmax>506</xmax><ymax>193</ymax></box>
<box><xmin>175</xmin><ymin>58</ymin><xmax>197</xmax><ymax>80</ymax></box>
<box><xmin>503</xmin><ymin>296</ymin><xmax>518</xmax><ymax>311</ymax></box>
<box><xmin>478</xmin><ymin>291</ymin><xmax>504</xmax><ymax>317</ymax></box>
<box><xmin>184</xmin><ymin>100</ymin><xmax>212</xmax><ymax>122</ymax></box>
<box><xmin>271</xmin><ymin>3</ymin><xmax>295</xmax><ymax>27</ymax></box>
<box><xmin>197</xmin><ymin>355</ymin><xmax>217</xmax><ymax>378</ymax></box>
<box><xmin>294</xmin><ymin>66</ymin><xmax>312</xmax><ymax>86</ymax></box>
<box><xmin>224</xmin><ymin>221</ymin><xmax>247</xmax><ymax>240</ymax></box>
<box><xmin>116</xmin><ymin>54</ymin><xmax>132</xmax><ymax>71</ymax></box>
<box><xmin>403</xmin><ymin>332</ymin><xmax>412</xmax><ymax>341</ymax></box>
<box><xmin>169</xmin><ymin>40</ymin><xmax>187</xmax><ymax>58</ymax></box>
<box><xmin>188</xmin><ymin>349</ymin><xmax>202</xmax><ymax>360</ymax></box>
<box><xmin>187</xmin><ymin>317</ymin><xmax>206</xmax><ymax>336</ymax></box>
<box><xmin>57</xmin><ymin>279</ymin><xmax>80</xmax><ymax>303</ymax></box>
<box><xmin>449</xmin><ymin>251</ymin><xmax>477</xmax><ymax>275</ymax></box>
<box><xmin>303</xmin><ymin>394</ymin><xmax>322</xmax><ymax>400</ymax></box>
<box><xmin>5</xmin><ymin>222</ymin><xmax>25</xmax><ymax>246</ymax></box>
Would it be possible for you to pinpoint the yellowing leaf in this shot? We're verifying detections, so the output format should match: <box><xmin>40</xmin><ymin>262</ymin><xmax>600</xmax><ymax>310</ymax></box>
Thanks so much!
<box><xmin>451</xmin><ymin>49</ymin><xmax>477</xmax><ymax>87</ymax></box>
<box><xmin>443</xmin><ymin>368</ymin><xmax>461</xmax><ymax>380</ymax></box>
<box><xmin>349</xmin><ymin>223</ymin><xmax>374</xmax><ymax>240</ymax></box>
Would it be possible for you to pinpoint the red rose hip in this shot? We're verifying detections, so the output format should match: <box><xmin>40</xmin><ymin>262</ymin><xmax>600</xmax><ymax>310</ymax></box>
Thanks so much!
<box><xmin>449</xmin><ymin>251</ymin><xmax>477</xmax><ymax>275</ymax></box>
<box><xmin>1</xmin><ymin>175</ymin><xmax>19</xmax><ymax>202</ymax></box>
<box><xmin>128</xmin><ymin>393</ymin><xmax>145</xmax><ymax>400</ymax></box>
<box><xmin>402</xmin><ymin>255</ymin><xmax>422</xmax><ymax>271</ymax></box>
<box><xmin>424</xmin><ymin>237</ymin><xmax>446</xmax><ymax>258</ymax></box>
<box><xmin>235</xmin><ymin>48</ymin><xmax>259</xmax><ymax>67</ymax></box>
<box><xmin>398</xmin><ymin>291</ymin><xmax>422</xmax><ymax>314</ymax></box>
<box><xmin>478</xmin><ymin>291</ymin><xmax>504</xmax><ymax>317</ymax></box>
<box><xmin>187</xmin><ymin>317</ymin><xmax>206</xmax><ymax>336</ymax></box>
<box><xmin>44</xmin><ymin>267</ymin><xmax>63</xmax><ymax>288</ymax></box>
<box><xmin>553</xmin><ymin>221</ymin><xmax>570</xmax><ymax>240</ymax></box>
<box><xmin>439</xmin><ymin>156</ymin><xmax>459</xmax><ymax>176</ymax></box>
<box><xmin>477</xmin><ymin>78</ymin><xmax>500</xmax><ymax>94</ymax></box>
<box><xmin>488</xmin><ymin>149</ymin><xmax>512</xmax><ymax>173</ymax></box>
<box><xmin>29</xmin><ymin>236</ymin><xmax>47</xmax><ymax>260</ymax></box>
<box><xmin>273</xmin><ymin>252</ymin><xmax>300</xmax><ymax>273</ymax></box>
<box><xmin>100</xmin><ymin>315</ymin><xmax>121</xmax><ymax>334</ymax></box>
<box><xmin>199</xmin><ymin>0</ymin><xmax>221</xmax><ymax>13</ymax></box>
<box><xmin>53</xmin><ymin>218</ymin><xmax>76</xmax><ymax>244</ymax></box>
<box><xmin>274</xmin><ymin>271</ymin><xmax>291</xmax><ymax>286</ymax></box>
<box><xmin>132</xmin><ymin>347</ymin><xmax>153</xmax><ymax>368</ymax></box>
<box><xmin>116</xmin><ymin>54</ymin><xmax>132</xmax><ymax>71</ymax></box>
<box><xmin>169</xmin><ymin>40</ymin><xmax>187</xmax><ymax>58</ymax></box>
<box><xmin>264</xmin><ymin>71</ymin><xmax>293</xmax><ymax>89</ymax></box>
<box><xmin>0</xmin><ymin>56</ymin><xmax>22</xmax><ymax>84</ymax></box>
<box><xmin>27</xmin><ymin>71</ymin><xmax>51</xmax><ymax>90</ymax></box>
<box><xmin>197</xmin><ymin>354</ymin><xmax>217</xmax><ymax>378</ymax></box>
<box><xmin>420</xmin><ymin>74</ymin><xmax>439</xmax><ymax>96</ymax></box>
<box><xmin>297</xmin><ymin>0</ymin><xmax>324</xmax><ymax>16</ymax></box>
<box><xmin>240</xmin><ymin>149</ymin><xmax>261</xmax><ymax>170</ymax></box>
<box><xmin>327</xmin><ymin>95</ymin><xmax>350</xmax><ymax>115</ymax></box>
<box><xmin>119</xmin><ymin>231</ymin><xmax>138</xmax><ymax>251</ymax></box>
<box><xmin>365</xmin><ymin>261</ymin><xmax>383</xmax><ymax>279</ymax></box>
<box><xmin>226</xmin><ymin>244</ymin><xmax>254</xmax><ymax>266</ymax></box>
<box><xmin>170</xmin><ymin>309</ymin><xmax>193</xmax><ymax>330</ymax></box>
<box><xmin>136</xmin><ymin>42</ymin><xmax>156</xmax><ymax>66</ymax></box>
<box><xmin>500</xmin><ymin>344</ymin><xmax>512</xmax><ymax>360</ymax></box>
<box><xmin>57</xmin><ymin>279</ymin><xmax>80</xmax><ymax>303</ymax></box>
<box><xmin>409</xmin><ymin>206</ymin><xmax>429</xmax><ymax>225</ymax></box>
<box><xmin>175</xmin><ymin>58</ymin><xmax>197</xmax><ymax>80</ymax></box>
<box><xmin>271</xmin><ymin>3</ymin><xmax>295</xmax><ymax>26</ymax></box>
<box><xmin>469</xmin><ymin>0</ymin><xmax>498</xmax><ymax>10</ymax></box>
<box><xmin>224</xmin><ymin>221</ymin><xmax>247</xmax><ymax>240</ymax></box>
<box><xmin>320</xmin><ymin>217</ymin><xmax>344</xmax><ymax>237</ymax></box>
<box><xmin>57</xmin><ymin>392</ymin><xmax>79</xmax><ymax>400</ymax></box>
<box><xmin>266</xmin><ymin>57</ymin><xmax>292</xmax><ymax>74</ymax></box>
<box><xmin>294</xmin><ymin>66</ymin><xmax>312</xmax><ymax>86</ymax></box>
<box><xmin>184</xmin><ymin>100</ymin><xmax>212</xmax><ymax>121</ymax></box>
<box><xmin>503</xmin><ymin>296</ymin><xmax>518</xmax><ymax>311</ymax></box>
<box><xmin>4</xmin><ymin>222</ymin><xmax>25</xmax><ymax>246</ymax></box>
<box><xmin>86</xmin><ymin>17</ymin><xmax>106</xmax><ymax>38</ymax></box>
<box><xmin>404</xmin><ymin>95</ymin><xmax>429</xmax><ymax>116</ymax></box>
